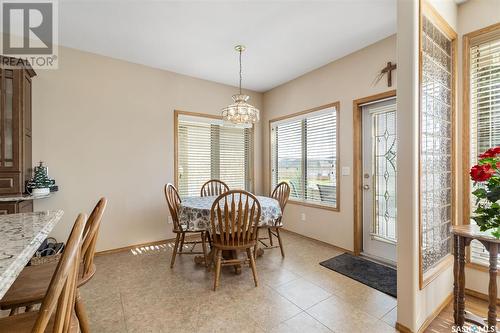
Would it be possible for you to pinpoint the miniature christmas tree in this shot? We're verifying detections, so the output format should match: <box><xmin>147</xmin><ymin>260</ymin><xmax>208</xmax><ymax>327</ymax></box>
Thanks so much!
<box><xmin>26</xmin><ymin>161</ymin><xmax>56</xmax><ymax>193</ymax></box>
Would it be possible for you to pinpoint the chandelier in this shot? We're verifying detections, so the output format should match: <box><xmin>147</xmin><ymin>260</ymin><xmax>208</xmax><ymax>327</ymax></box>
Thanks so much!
<box><xmin>221</xmin><ymin>45</ymin><xmax>260</xmax><ymax>125</ymax></box>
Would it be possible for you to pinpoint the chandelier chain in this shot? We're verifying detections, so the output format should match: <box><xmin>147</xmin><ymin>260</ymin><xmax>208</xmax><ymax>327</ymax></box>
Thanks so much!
<box><xmin>239</xmin><ymin>48</ymin><xmax>242</xmax><ymax>95</ymax></box>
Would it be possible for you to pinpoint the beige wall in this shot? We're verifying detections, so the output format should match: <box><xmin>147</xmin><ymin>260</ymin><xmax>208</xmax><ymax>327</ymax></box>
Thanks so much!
<box><xmin>262</xmin><ymin>35</ymin><xmax>397</xmax><ymax>251</ymax></box>
<box><xmin>457</xmin><ymin>0</ymin><xmax>500</xmax><ymax>297</ymax></box>
<box><xmin>32</xmin><ymin>47</ymin><xmax>263</xmax><ymax>252</ymax></box>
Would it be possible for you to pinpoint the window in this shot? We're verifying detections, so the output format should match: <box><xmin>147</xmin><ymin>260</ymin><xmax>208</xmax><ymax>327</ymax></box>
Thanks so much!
<box><xmin>270</xmin><ymin>103</ymin><xmax>339</xmax><ymax>210</ymax></box>
<box><xmin>175</xmin><ymin>112</ymin><xmax>253</xmax><ymax>197</ymax></box>
<box><xmin>419</xmin><ymin>8</ymin><xmax>456</xmax><ymax>284</ymax></box>
<box><xmin>466</xmin><ymin>26</ymin><xmax>500</xmax><ymax>266</ymax></box>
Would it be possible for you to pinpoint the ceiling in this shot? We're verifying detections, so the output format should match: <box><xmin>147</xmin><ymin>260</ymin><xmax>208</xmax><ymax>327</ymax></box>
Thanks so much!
<box><xmin>56</xmin><ymin>0</ymin><xmax>396</xmax><ymax>92</ymax></box>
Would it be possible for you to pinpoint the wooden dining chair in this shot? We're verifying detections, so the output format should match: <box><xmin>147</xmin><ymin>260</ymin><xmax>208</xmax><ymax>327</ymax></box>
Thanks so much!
<box><xmin>258</xmin><ymin>182</ymin><xmax>290</xmax><ymax>257</ymax></box>
<box><xmin>200</xmin><ymin>179</ymin><xmax>229</xmax><ymax>197</ymax></box>
<box><xmin>0</xmin><ymin>213</ymin><xmax>86</xmax><ymax>333</ymax></box>
<box><xmin>165</xmin><ymin>184</ymin><xmax>209</xmax><ymax>268</ymax></box>
<box><xmin>0</xmin><ymin>198</ymin><xmax>107</xmax><ymax>333</ymax></box>
<box><xmin>210</xmin><ymin>190</ymin><xmax>261</xmax><ymax>291</ymax></box>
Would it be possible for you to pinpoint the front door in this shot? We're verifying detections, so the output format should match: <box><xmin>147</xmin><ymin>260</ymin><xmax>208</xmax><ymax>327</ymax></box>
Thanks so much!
<box><xmin>362</xmin><ymin>98</ymin><xmax>397</xmax><ymax>265</ymax></box>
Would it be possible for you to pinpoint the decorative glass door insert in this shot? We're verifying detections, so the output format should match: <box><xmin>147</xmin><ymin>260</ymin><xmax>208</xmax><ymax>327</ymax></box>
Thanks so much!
<box><xmin>372</xmin><ymin>109</ymin><xmax>397</xmax><ymax>243</ymax></box>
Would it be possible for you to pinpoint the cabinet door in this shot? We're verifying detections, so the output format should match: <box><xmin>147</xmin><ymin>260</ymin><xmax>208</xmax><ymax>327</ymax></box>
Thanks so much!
<box><xmin>0</xmin><ymin>69</ymin><xmax>20</xmax><ymax>171</ymax></box>
<box><xmin>23</xmin><ymin>74</ymin><xmax>32</xmax><ymax>190</ymax></box>
<box><xmin>0</xmin><ymin>203</ymin><xmax>17</xmax><ymax>215</ymax></box>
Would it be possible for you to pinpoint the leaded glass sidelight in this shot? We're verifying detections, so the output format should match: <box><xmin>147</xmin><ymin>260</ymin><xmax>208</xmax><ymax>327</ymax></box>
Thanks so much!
<box><xmin>420</xmin><ymin>15</ymin><xmax>455</xmax><ymax>273</ymax></box>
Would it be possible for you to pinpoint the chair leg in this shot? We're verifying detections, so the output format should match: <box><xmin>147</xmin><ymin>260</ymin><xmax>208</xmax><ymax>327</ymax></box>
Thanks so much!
<box><xmin>214</xmin><ymin>249</ymin><xmax>222</xmax><ymax>291</ymax></box>
<box><xmin>201</xmin><ymin>231</ymin><xmax>209</xmax><ymax>268</ymax></box>
<box><xmin>9</xmin><ymin>307</ymin><xmax>19</xmax><ymax>316</ymax></box>
<box><xmin>179</xmin><ymin>233</ymin><xmax>186</xmax><ymax>253</ymax></box>
<box><xmin>170</xmin><ymin>233</ymin><xmax>180</xmax><ymax>268</ymax></box>
<box><xmin>247</xmin><ymin>248</ymin><xmax>258</xmax><ymax>287</ymax></box>
<box><xmin>206</xmin><ymin>231</ymin><xmax>212</xmax><ymax>249</ymax></box>
<box><xmin>268</xmin><ymin>228</ymin><xmax>273</xmax><ymax>246</ymax></box>
<box><xmin>276</xmin><ymin>228</ymin><xmax>285</xmax><ymax>257</ymax></box>
<box><xmin>75</xmin><ymin>289</ymin><xmax>90</xmax><ymax>333</ymax></box>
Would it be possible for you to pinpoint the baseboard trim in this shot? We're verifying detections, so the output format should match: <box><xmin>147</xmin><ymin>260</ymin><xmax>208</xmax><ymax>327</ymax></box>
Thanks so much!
<box><xmin>465</xmin><ymin>288</ymin><xmax>500</xmax><ymax>305</ymax></box>
<box><xmin>281</xmin><ymin>228</ymin><xmax>354</xmax><ymax>254</ymax></box>
<box><xmin>96</xmin><ymin>238</ymin><xmax>172</xmax><ymax>256</ymax></box>
<box><xmin>417</xmin><ymin>292</ymin><xmax>453</xmax><ymax>333</ymax></box>
<box><xmin>395</xmin><ymin>322</ymin><xmax>412</xmax><ymax>333</ymax></box>
<box><xmin>394</xmin><ymin>293</ymin><xmax>452</xmax><ymax>333</ymax></box>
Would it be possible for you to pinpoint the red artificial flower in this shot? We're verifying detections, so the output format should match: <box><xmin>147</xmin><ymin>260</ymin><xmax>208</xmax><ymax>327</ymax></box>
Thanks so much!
<box><xmin>479</xmin><ymin>146</ymin><xmax>500</xmax><ymax>159</ymax></box>
<box><xmin>470</xmin><ymin>164</ymin><xmax>495</xmax><ymax>182</ymax></box>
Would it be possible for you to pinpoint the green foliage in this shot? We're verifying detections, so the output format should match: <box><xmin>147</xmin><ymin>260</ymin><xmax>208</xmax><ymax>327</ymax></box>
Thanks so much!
<box><xmin>471</xmin><ymin>151</ymin><xmax>500</xmax><ymax>237</ymax></box>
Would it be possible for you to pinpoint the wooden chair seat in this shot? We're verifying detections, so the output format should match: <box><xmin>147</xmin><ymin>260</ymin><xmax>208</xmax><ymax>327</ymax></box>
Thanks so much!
<box><xmin>0</xmin><ymin>262</ymin><xmax>95</xmax><ymax>310</ymax></box>
<box><xmin>0</xmin><ymin>309</ymin><xmax>79</xmax><ymax>333</ymax></box>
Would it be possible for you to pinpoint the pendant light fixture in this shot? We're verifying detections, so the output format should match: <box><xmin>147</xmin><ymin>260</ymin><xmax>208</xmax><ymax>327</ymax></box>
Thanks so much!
<box><xmin>221</xmin><ymin>45</ymin><xmax>260</xmax><ymax>125</ymax></box>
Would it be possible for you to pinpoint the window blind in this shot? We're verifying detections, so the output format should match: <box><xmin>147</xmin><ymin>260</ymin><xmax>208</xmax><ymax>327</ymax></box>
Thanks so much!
<box><xmin>177</xmin><ymin>114</ymin><xmax>253</xmax><ymax>197</ymax></box>
<box><xmin>271</xmin><ymin>105</ymin><xmax>338</xmax><ymax>208</ymax></box>
<box><xmin>469</xmin><ymin>33</ymin><xmax>500</xmax><ymax>266</ymax></box>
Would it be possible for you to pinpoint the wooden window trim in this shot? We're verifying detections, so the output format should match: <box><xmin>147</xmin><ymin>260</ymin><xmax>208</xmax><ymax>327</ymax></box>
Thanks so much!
<box><xmin>418</xmin><ymin>0</ymin><xmax>458</xmax><ymax>290</ymax></box>
<box><xmin>352</xmin><ymin>90</ymin><xmax>397</xmax><ymax>256</ymax></box>
<box><xmin>268</xmin><ymin>101</ymin><xmax>340</xmax><ymax>212</ymax></box>
<box><xmin>462</xmin><ymin>22</ymin><xmax>500</xmax><ymax>273</ymax></box>
<box><xmin>173</xmin><ymin>110</ymin><xmax>255</xmax><ymax>193</ymax></box>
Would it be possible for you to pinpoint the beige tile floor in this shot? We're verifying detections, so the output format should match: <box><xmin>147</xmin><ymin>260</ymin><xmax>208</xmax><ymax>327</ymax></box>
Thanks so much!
<box><xmin>79</xmin><ymin>231</ymin><xmax>399</xmax><ymax>333</ymax></box>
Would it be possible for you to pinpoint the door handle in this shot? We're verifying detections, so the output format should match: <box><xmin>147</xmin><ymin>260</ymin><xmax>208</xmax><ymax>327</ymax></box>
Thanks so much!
<box><xmin>363</xmin><ymin>184</ymin><xmax>370</xmax><ymax>190</ymax></box>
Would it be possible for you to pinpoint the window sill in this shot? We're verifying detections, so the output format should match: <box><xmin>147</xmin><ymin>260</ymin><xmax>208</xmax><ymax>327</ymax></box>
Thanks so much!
<box><xmin>420</xmin><ymin>254</ymin><xmax>453</xmax><ymax>289</ymax></box>
<box><xmin>288</xmin><ymin>199</ymin><xmax>339</xmax><ymax>212</ymax></box>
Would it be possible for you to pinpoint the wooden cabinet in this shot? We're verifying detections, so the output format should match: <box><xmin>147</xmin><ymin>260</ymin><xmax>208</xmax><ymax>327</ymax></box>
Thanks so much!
<box><xmin>0</xmin><ymin>57</ymin><xmax>36</xmax><ymax>213</ymax></box>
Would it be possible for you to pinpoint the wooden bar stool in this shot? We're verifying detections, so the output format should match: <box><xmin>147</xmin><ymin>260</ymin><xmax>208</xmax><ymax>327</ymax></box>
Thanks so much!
<box><xmin>0</xmin><ymin>213</ymin><xmax>86</xmax><ymax>333</ymax></box>
<box><xmin>0</xmin><ymin>198</ymin><xmax>107</xmax><ymax>333</ymax></box>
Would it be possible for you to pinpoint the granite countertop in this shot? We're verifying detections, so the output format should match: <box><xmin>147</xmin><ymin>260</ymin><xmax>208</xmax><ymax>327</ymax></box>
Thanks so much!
<box><xmin>0</xmin><ymin>194</ymin><xmax>52</xmax><ymax>202</ymax></box>
<box><xmin>0</xmin><ymin>210</ymin><xmax>64</xmax><ymax>299</ymax></box>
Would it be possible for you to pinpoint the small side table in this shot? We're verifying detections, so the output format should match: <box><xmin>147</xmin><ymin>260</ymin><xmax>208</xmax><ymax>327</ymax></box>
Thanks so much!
<box><xmin>451</xmin><ymin>224</ymin><xmax>499</xmax><ymax>332</ymax></box>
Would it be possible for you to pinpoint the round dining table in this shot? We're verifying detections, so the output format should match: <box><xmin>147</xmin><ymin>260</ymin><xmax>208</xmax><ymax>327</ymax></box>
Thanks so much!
<box><xmin>178</xmin><ymin>195</ymin><xmax>283</xmax><ymax>231</ymax></box>
<box><xmin>177</xmin><ymin>195</ymin><xmax>283</xmax><ymax>270</ymax></box>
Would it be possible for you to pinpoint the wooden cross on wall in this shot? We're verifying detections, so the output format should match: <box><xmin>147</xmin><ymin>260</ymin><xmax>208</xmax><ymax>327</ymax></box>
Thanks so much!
<box><xmin>374</xmin><ymin>61</ymin><xmax>397</xmax><ymax>87</ymax></box>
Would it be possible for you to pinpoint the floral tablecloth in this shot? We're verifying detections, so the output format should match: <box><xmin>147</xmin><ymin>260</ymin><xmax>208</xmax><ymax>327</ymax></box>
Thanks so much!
<box><xmin>178</xmin><ymin>195</ymin><xmax>282</xmax><ymax>231</ymax></box>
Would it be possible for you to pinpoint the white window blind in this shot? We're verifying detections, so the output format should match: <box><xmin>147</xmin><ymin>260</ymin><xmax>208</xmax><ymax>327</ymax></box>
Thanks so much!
<box><xmin>469</xmin><ymin>33</ymin><xmax>500</xmax><ymax>266</ymax></box>
<box><xmin>177</xmin><ymin>114</ymin><xmax>253</xmax><ymax>197</ymax></box>
<box><xmin>271</xmin><ymin>105</ymin><xmax>338</xmax><ymax>208</ymax></box>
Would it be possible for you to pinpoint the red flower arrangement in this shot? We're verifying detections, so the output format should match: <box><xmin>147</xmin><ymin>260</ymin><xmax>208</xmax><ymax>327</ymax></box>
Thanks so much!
<box><xmin>470</xmin><ymin>146</ymin><xmax>500</xmax><ymax>238</ymax></box>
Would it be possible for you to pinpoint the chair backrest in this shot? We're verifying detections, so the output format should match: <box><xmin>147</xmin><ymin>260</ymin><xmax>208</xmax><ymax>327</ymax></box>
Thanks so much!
<box><xmin>210</xmin><ymin>190</ymin><xmax>261</xmax><ymax>247</ymax></box>
<box><xmin>289</xmin><ymin>180</ymin><xmax>299</xmax><ymax>198</ymax></box>
<box><xmin>271</xmin><ymin>182</ymin><xmax>290</xmax><ymax>211</ymax></box>
<box><xmin>317</xmin><ymin>184</ymin><xmax>336</xmax><ymax>205</ymax></box>
<box><xmin>81</xmin><ymin>197</ymin><xmax>107</xmax><ymax>279</ymax></box>
<box><xmin>32</xmin><ymin>213</ymin><xmax>86</xmax><ymax>333</ymax></box>
<box><xmin>200</xmin><ymin>179</ymin><xmax>229</xmax><ymax>197</ymax></box>
<box><xmin>164</xmin><ymin>183</ymin><xmax>182</xmax><ymax>231</ymax></box>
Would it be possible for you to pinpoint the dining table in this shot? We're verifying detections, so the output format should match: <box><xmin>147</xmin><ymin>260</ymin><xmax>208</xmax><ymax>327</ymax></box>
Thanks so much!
<box><xmin>0</xmin><ymin>210</ymin><xmax>64</xmax><ymax>299</ymax></box>
<box><xmin>178</xmin><ymin>195</ymin><xmax>282</xmax><ymax>270</ymax></box>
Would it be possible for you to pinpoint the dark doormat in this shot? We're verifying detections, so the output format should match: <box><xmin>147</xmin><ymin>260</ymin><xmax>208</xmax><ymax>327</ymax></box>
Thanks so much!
<box><xmin>319</xmin><ymin>253</ymin><xmax>397</xmax><ymax>298</ymax></box>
